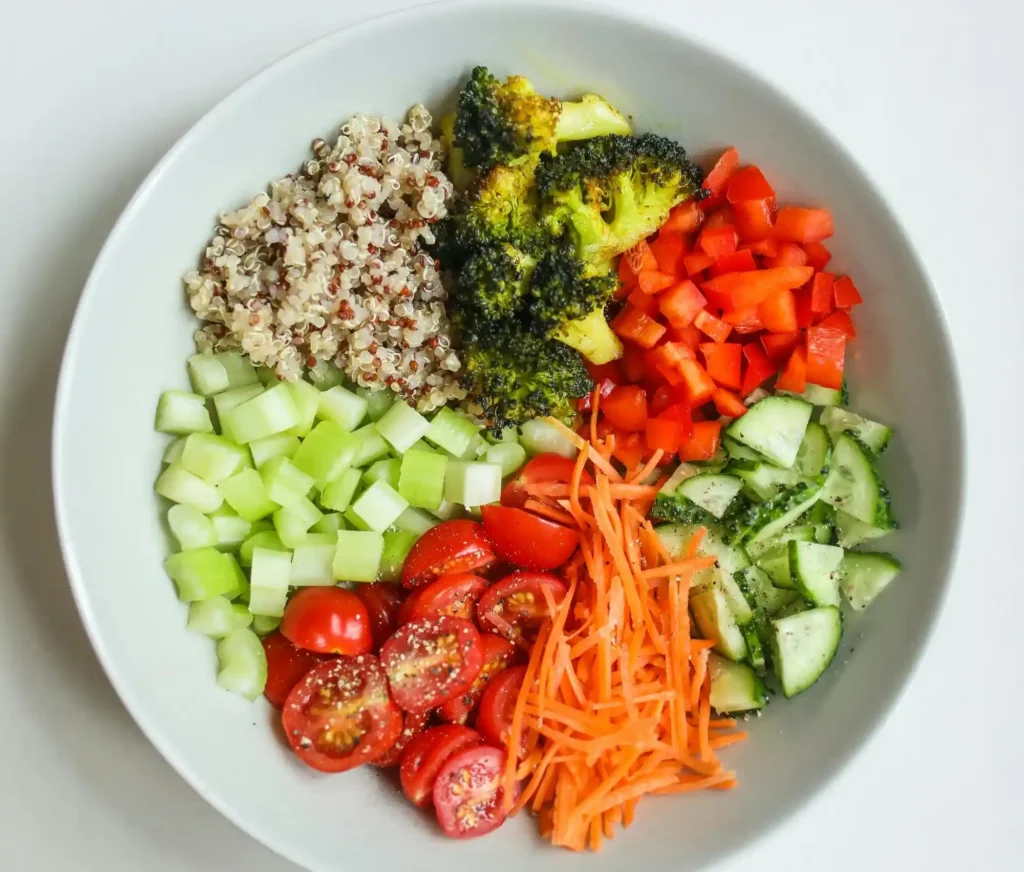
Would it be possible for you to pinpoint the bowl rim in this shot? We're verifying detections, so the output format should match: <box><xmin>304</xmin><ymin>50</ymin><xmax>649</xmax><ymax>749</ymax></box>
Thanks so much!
<box><xmin>51</xmin><ymin>0</ymin><xmax>967</xmax><ymax>868</ymax></box>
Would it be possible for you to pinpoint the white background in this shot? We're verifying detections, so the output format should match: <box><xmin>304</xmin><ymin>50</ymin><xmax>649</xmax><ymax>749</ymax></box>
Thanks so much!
<box><xmin>0</xmin><ymin>0</ymin><xmax>1020</xmax><ymax>869</ymax></box>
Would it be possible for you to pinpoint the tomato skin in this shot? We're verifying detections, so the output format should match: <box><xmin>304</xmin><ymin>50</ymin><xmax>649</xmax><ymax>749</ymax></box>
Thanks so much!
<box><xmin>476</xmin><ymin>571</ymin><xmax>568</xmax><ymax>641</ymax></box>
<box><xmin>401</xmin><ymin>520</ymin><xmax>496</xmax><ymax>590</ymax></box>
<box><xmin>352</xmin><ymin>583</ymin><xmax>404</xmax><ymax>651</ymax></box>
<box><xmin>381</xmin><ymin>615</ymin><xmax>485</xmax><ymax>713</ymax></box>
<box><xmin>437</xmin><ymin>633</ymin><xmax>517</xmax><ymax>725</ymax></box>
<box><xmin>433</xmin><ymin>745</ymin><xmax>516</xmax><ymax>839</ymax></box>
<box><xmin>476</xmin><ymin>665</ymin><xmax>528</xmax><ymax>753</ymax></box>
<box><xmin>371</xmin><ymin>709</ymin><xmax>432</xmax><ymax>768</ymax></box>
<box><xmin>399</xmin><ymin>725</ymin><xmax>483</xmax><ymax>808</ymax></box>
<box><xmin>280</xmin><ymin>587</ymin><xmax>372</xmax><ymax>656</ymax></box>
<box><xmin>282</xmin><ymin>655</ymin><xmax>402</xmax><ymax>773</ymax></box>
<box><xmin>500</xmin><ymin>453</ymin><xmax>592</xmax><ymax>508</ymax></box>
<box><xmin>261</xmin><ymin>631</ymin><xmax>334</xmax><ymax>709</ymax></box>
<box><xmin>480</xmin><ymin>505</ymin><xmax>579</xmax><ymax>571</ymax></box>
<box><xmin>399</xmin><ymin>573</ymin><xmax>489</xmax><ymax>625</ymax></box>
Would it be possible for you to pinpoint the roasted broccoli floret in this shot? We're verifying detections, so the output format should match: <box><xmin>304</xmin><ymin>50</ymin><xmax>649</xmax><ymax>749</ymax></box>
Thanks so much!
<box><xmin>451</xmin><ymin>243</ymin><xmax>536</xmax><ymax>338</ymax></box>
<box><xmin>454</xmin><ymin>66</ymin><xmax>632</xmax><ymax>171</ymax></box>
<box><xmin>439</xmin><ymin>113</ymin><xmax>476</xmax><ymax>192</ymax></box>
<box><xmin>536</xmin><ymin>133</ymin><xmax>706</xmax><ymax>260</ymax></box>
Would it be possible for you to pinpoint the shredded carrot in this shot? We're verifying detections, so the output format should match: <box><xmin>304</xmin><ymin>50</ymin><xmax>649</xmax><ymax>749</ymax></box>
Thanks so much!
<box><xmin>506</xmin><ymin>427</ymin><xmax>748</xmax><ymax>850</ymax></box>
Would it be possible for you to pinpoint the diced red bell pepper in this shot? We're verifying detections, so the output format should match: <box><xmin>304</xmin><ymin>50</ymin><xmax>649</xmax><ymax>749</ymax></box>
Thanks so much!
<box><xmin>637</xmin><ymin>269</ymin><xmax>677</xmax><ymax>295</ymax></box>
<box><xmin>805</xmin><ymin>326</ymin><xmax>846</xmax><ymax>390</ymax></box>
<box><xmin>602</xmin><ymin>385</ymin><xmax>649</xmax><ymax>432</ymax></box>
<box><xmin>810</xmin><ymin>272</ymin><xmax>835</xmax><ymax>315</ymax></box>
<box><xmin>708</xmin><ymin>248</ymin><xmax>757</xmax><ymax>278</ymax></box>
<box><xmin>665</xmin><ymin>322</ymin><xmax>703</xmax><ymax>350</ymax></box>
<box><xmin>802</xmin><ymin>241</ymin><xmax>832</xmax><ymax>271</ymax></box>
<box><xmin>612</xmin><ymin>431</ymin><xmax>645</xmax><ymax>470</ymax></box>
<box><xmin>649</xmin><ymin>384</ymin><xmax>677</xmax><ymax>417</ymax></box>
<box><xmin>620</xmin><ymin>343</ymin><xmax>649</xmax><ymax>383</ymax></box>
<box><xmin>833</xmin><ymin>275</ymin><xmax>863</xmax><ymax>308</ymax></box>
<box><xmin>702</xmin><ymin>147</ymin><xmax>740</xmax><ymax>200</ymax></box>
<box><xmin>616</xmin><ymin>255</ymin><xmax>636</xmax><ymax>299</ymax></box>
<box><xmin>741</xmin><ymin>238</ymin><xmax>780</xmax><ymax>258</ymax></box>
<box><xmin>757</xmin><ymin>289</ymin><xmax>799</xmax><ymax>333</ymax></box>
<box><xmin>722</xmin><ymin>306</ymin><xmax>764</xmax><ymax>334</ymax></box>
<box><xmin>661</xmin><ymin>199</ymin><xmax>703</xmax><ymax>235</ymax></box>
<box><xmin>700</xmin><ymin>342</ymin><xmax>743</xmax><ymax>390</ymax></box>
<box><xmin>741</xmin><ymin>342</ymin><xmax>777</xmax><ymax>396</ymax></box>
<box><xmin>697</xmin><ymin>224</ymin><xmax>739</xmax><ymax>258</ymax></box>
<box><xmin>627</xmin><ymin>286</ymin><xmax>660</xmax><ymax>317</ymax></box>
<box><xmin>819</xmin><ymin>309</ymin><xmax>856</xmax><ymax>338</ymax></box>
<box><xmin>712</xmin><ymin>388</ymin><xmax>748</xmax><ymax>419</ymax></box>
<box><xmin>576</xmin><ymin>377</ymin><xmax>616</xmax><ymax>412</ymax></box>
<box><xmin>702</xmin><ymin>266</ymin><xmax>814</xmax><ymax>311</ymax></box>
<box><xmin>678</xmin><ymin>420</ymin><xmax>723</xmax><ymax>462</ymax></box>
<box><xmin>732</xmin><ymin>198</ymin><xmax>775</xmax><ymax>242</ymax></box>
<box><xmin>646</xmin><ymin>404</ymin><xmax>694</xmax><ymax>453</ymax></box>
<box><xmin>794</xmin><ymin>287</ymin><xmax>815</xmax><ymax>329</ymax></box>
<box><xmin>647</xmin><ymin>341</ymin><xmax>696</xmax><ymax>382</ymax></box>
<box><xmin>677</xmin><ymin>359</ymin><xmax>717</xmax><ymax>407</ymax></box>
<box><xmin>764</xmin><ymin>242</ymin><xmax>809</xmax><ymax>269</ymax></box>
<box><xmin>623</xmin><ymin>239</ymin><xmax>658</xmax><ymax>275</ymax></box>
<box><xmin>726</xmin><ymin>166</ymin><xmax>776</xmax><ymax>203</ymax></box>
<box><xmin>702</xmin><ymin>206</ymin><xmax>735</xmax><ymax>230</ymax></box>
<box><xmin>611</xmin><ymin>305</ymin><xmax>666</xmax><ymax>349</ymax></box>
<box><xmin>761</xmin><ymin>331</ymin><xmax>802</xmax><ymax>364</ymax></box>
<box><xmin>649</xmin><ymin>231</ymin><xmax>687</xmax><ymax>277</ymax></box>
<box><xmin>584</xmin><ymin>359</ymin><xmax>626</xmax><ymax>385</ymax></box>
<box><xmin>774</xmin><ymin>207</ymin><xmax>834</xmax><ymax>244</ymax></box>
<box><xmin>682</xmin><ymin>252</ymin><xmax>715</xmax><ymax>278</ymax></box>
<box><xmin>693</xmin><ymin>309</ymin><xmax>732</xmax><ymax>343</ymax></box>
<box><xmin>775</xmin><ymin>345</ymin><xmax>808</xmax><ymax>393</ymax></box>
<box><xmin>658</xmin><ymin>280</ymin><xmax>706</xmax><ymax>328</ymax></box>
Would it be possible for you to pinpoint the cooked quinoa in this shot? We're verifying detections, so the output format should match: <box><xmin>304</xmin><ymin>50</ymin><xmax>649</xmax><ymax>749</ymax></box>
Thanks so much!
<box><xmin>184</xmin><ymin>106</ymin><xmax>465</xmax><ymax>412</ymax></box>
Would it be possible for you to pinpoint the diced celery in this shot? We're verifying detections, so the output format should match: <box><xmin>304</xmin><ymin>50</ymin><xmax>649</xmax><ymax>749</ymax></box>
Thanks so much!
<box><xmin>167</xmin><ymin>504</ymin><xmax>218</xmax><ymax>550</ymax></box>
<box><xmin>216</xmin><ymin>628</ymin><xmax>267</xmax><ymax>700</ymax></box>
<box><xmin>231</xmin><ymin>603</ymin><xmax>254</xmax><ymax>629</ymax></box>
<box><xmin>162</xmin><ymin>437</ymin><xmax>186</xmax><ymax>464</ymax></box>
<box><xmin>224</xmin><ymin>554</ymin><xmax>249</xmax><ymax>603</ymax></box>
<box><xmin>285</xmin><ymin>378</ymin><xmax>321</xmax><ymax>437</ymax></box>
<box><xmin>444</xmin><ymin>461</ymin><xmax>502</xmax><ymax>507</ymax></box>
<box><xmin>248</xmin><ymin>548</ymin><xmax>292</xmax><ymax>617</ymax></box>
<box><xmin>428</xmin><ymin>498</ymin><xmax>462</xmax><ymax>521</ymax></box>
<box><xmin>379</xmin><ymin>530</ymin><xmax>419</xmax><ymax>582</ymax></box>
<box><xmin>313</xmin><ymin>512</ymin><xmax>346</xmax><ymax>534</ymax></box>
<box><xmin>405</xmin><ymin>439</ymin><xmax>439</xmax><ymax>454</ymax></box>
<box><xmin>260</xmin><ymin>456</ymin><xmax>315</xmax><ymax>507</ymax></box>
<box><xmin>219</xmin><ymin>351</ymin><xmax>260</xmax><ymax>387</ymax></box>
<box><xmin>351</xmin><ymin>424</ymin><xmax>390</xmax><ymax>468</ymax></box>
<box><xmin>273</xmin><ymin>497</ymin><xmax>323</xmax><ymax>547</ymax></box>
<box><xmin>208</xmin><ymin>505</ymin><xmax>252</xmax><ymax>552</ymax></box>
<box><xmin>376</xmin><ymin>401</ymin><xmax>431</xmax><ymax>454</ymax></box>
<box><xmin>292</xmin><ymin>421</ymin><xmax>358</xmax><ymax>485</ymax></box>
<box><xmin>217</xmin><ymin>468</ymin><xmax>279</xmax><ymax>521</ymax></box>
<box><xmin>484</xmin><ymin>426</ymin><xmax>519</xmax><ymax>446</ymax></box>
<box><xmin>358</xmin><ymin>387</ymin><xmax>394</xmax><ymax>422</ymax></box>
<box><xmin>165</xmin><ymin>548</ymin><xmax>240</xmax><ymax>601</ymax></box>
<box><xmin>248</xmin><ymin>432</ymin><xmax>301</xmax><ymax>468</ymax></box>
<box><xmin>485</xmin><ymin>442</ymin><xmax>527</xmax><ymax>478</ymax></box>
<box><xmin>221</xmin><ymin>384</ymin><xmax>301</xmax><ymax>444</ymax></box>
<box><xmin>349</xmin><ymin>480</ymin><xmax>409</xmax><ymax>532</ymax></box>
<box><xmin>398</xmin><ymin>450</ymin><xmax>448</xmax><ymax>511</ymax></box>
<box><xmin>187</xmin><ymin>595</ymin><xmax>249</xmax><ymax>638</ymax></box>
<box><xmin>333</xmin><ymin>531</ymin><xmax>384</xmax><ymax>582</ymax></box>
<box><xmin>239</xmin><ymin>530</ymin><xmax>287</xmax><ymax>567</ymax></box>
<box><xmin>156</xmin><ymin>463</ymin><xmax>224</xmax><ymax>513</ymax></box>
<box><xmin>309</xmin><ymin>362</ymin><xmax>349</xmax><ymax>390</ymax></box>
<box><xmin>395</xmin><ymin>506</ymin><xmax>439</xmax><ymax>535</ymax></box>
<box><xmin>180</xmin><ymin>433</ymin><xmax>248</xmax><ymax>484</ymax></box>
<box><xmin>155</xmin><ymin>390</ymin><xmax>213</xmax><ymax>435</ymax></box>
<box><xmin>425</xmin><ymin>407</ymin><xmax>480</xmax><ymax>457</ymax></box>
<box><xmin>318</xmin><ymin>385</ymin><xmax>368</xmax><ymax>431</ymax></box>
<box><xmin>251</xmin><ymin>614</ymin><xmax>281</xmax><ymax>636</ymax></box>
<box><xmin>519</xmin><ymin>418</ymin><xmax>578</xmax><ymax>458</ymax></box>
<box><xmin>363</xmin><ymin>458</ymin><xmax>402</xmax><ymax>489</ymax></box>
<box><xmin>321</xmin><ymin>467</ymin><xmax>362</xmax><ymax>512</ymax></box>
<box><xmin>291</xmin><ymin>536</ymin><xmax>338</xmax><ymax>586</ymax></box>
<box><xmin>256</xmin><ymin>365</ymin><xmax>277</xmax><ymax>385</ymax></box>
<box><xmin>187</xmin><ymin>353</ymin><xmax>231</xmax><ymax>397</ymax></box>
<box><xmin>344</xmin><ymin>506</ymin><xmax>372</xmax><ymax>531</ymax></box>
<box><xmin>213</xmin><ymin>384</ymin><xmax>264</xmax><ymax>439</ymax></box>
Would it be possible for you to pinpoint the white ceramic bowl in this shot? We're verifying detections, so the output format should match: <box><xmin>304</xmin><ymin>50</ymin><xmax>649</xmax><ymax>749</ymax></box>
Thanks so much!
<box><xmin>53</xmin><ymin>2</ymin><xmax>964</xmax><ymax>870</ymax></box>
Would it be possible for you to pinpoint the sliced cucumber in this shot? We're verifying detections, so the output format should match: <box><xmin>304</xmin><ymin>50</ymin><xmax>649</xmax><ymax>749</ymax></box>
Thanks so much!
<box><xmin>794</xmin><ymin>422</ymin><xmax>831</xmax><ymax>478</ymax></box>
<box><xmin>820</xmin><ymin>407</ymin><xmax>892</xmax><ymax>454</ymax></box>
<box><xmin>726</xmin><ymin>396</ymin><xmax>813</xmax><ymax>468</ymax></box>
<box><xmin>735</xmin><ymin>565</ymin><xmax>799</xmax><ymax>621</ymax></box>
<box><xmin>677</xmin><ymin>474</ymin><xmax>744</xmax><ymax>519</ymax></box>
<box><xmin>732</xmin><ymin>481</ymin><xmax>823</xmax><ymax>546</ymax></box>
<box><xmin>734</xmin><ymin>463</ymin><xmax>802</xmax><ymax>502</ymax></box>
<box><xmin>708</xmin><ymin>653</ymin><xmax>766</xmax><ymax>713</ymax></box>
<box><xmin>655</xmin><ymin>523</ymin><xmax>750</xmax><ymax>576</ymax></box>
<box><xmin>691</xmin><ymin>566</ymin><xmax>754</xmax><ymax>626</ymax></box>
<box><xmin>755</xmin><ymin>543</ymin><xmax>795</xmax><ymax>589</ymax></box>
<box><xmin>839</xmin><ymin>551</ymin><xmax>901</xmax><ymax>610</ymax></box>
<box><xmin>691</xmin><ymin>587</ymin><xmax>747</xmax><ymax>661</ymax></box>
<box><xmin>744</xmin><ymin>524</ymin><xmax>816</xmax><ymax>561</ymax></box>
<box><xmin>658</xmin><ymin>463</ymin><xmax>701</xmax><ymax>495</ymax></box>
<box><xmin>809</xmin><ymin>501</ymin><xmax>836</xmax><ymax>544</ymax></box>
<box><xmin>518</xmin><ymin>418</ymin><xmax>578</xmax><ymax>459</ymax></box>
<box><xmin>820</xmin><ymin>433</ymin><xmax>893</xmax><ymax>527</ymax></box>
<box><xmin>788</xmin><ymin>541</ymin><xmax>844</xmax><ymax>607</ymax></box>
<box><xmin>781</xmin><ymin>382</ymin><xmax>846</xmax><ymax>407</ymax></box>
<box><xmin>722</xmin><ymin>436</ymin><xmax>764</xmax><ymax>464</ymax></box>
<box><xmin>743</xmin><ymin>625</ymin><xmax>767</xmax><ymax>675</ymax></box>
<box><xmin>834</xmin><ymin>509</ymin><xmax>895</xmax><ymax>548</ymax></box>
<box><xmin>771</xmin><ymin>606</ymin><xmax>842</xmax><ymax>698</ymax></box>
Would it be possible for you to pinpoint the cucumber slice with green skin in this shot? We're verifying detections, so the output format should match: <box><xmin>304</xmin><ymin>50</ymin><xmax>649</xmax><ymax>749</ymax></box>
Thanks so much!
<box><xmin>731</xmin><ymin>481</ymin><xmax>823</xmax><ymax>546</ymax></box>
<box><xmin>691</xmin><ymin>587</ymin><xmax>748</xmax><ymax>661</ymax></box>
<box><xmin>424</xmin><ymin>407</ymin><xmax>480</xmax><ymax>457</ymax></box>
<box><xmin>654</xmin><ymin>523</ymin><xmax>750</xmax><ymax>576</ymax></box>
<box><xmin>518</xmin><ymin>418</ymin><xmax>578</xmax><ymax>459</ymax></box>
<box><xmin>708</xmin><ymin>653</ymin><xmax>766</xmax><ymax>713</ymax></box>
<box><xmin>333</xmin><ymin>530</ymin><xmax>384</xmax><ymax>582</ymax></box>
<box><xmin>839</xmin><ymin>551</ymin><xmax>901</xmax><ymax>610</ymax></box>
<box><xmin>771</xmin><ymin>606</ymin><xmax>843</xmax><ymax>698</ymax></box>
<box><xmin>834</xmin><ymin>509</ymin><xmax>895</xmax><ymax>548</ymax></box>
<box><xmin>820</xmin><ymin>433</ymin><xmax>893</xmax><ymax>526</ymax></box>
<box><xmin>735</xmin><ymin>565</ymin><xmax>800</xmax><ymax>621</ymax></box>
<box><xmin>156</xmin><ymin>463</ymin><xmax>224</xmax><ymax>513</ymax></box>
<box><xmin>658</xmin><ymin>463</ymin><xmax>701</xmax><ymax>495</ymax></box>
<box><xmin>755</xmin><ymin>543</ymin><xmax>795</xmax><ymax>589</ymax></box>
<box><xmin>780</xmin><ymin>382</ymin><xmax>847</xmax><ymax>407</ymax></box>
<box><xmin>775</xmin><ymin>598</ymin><xmax>809</xmax><ymax>620</ymax></box>
<box><xmin>788</xmin><ymin>541</ymin><xmax>844</xmax><ymax>607</ymax></box>
<box><xmin>677</xmin><ymin>474</ymin><xmax>744</xmax><ymax>519</ymax></box>
<box><xmin>215</xmin><ymin>628</ymin><xmax>267</xmax><ymax>700</ymax></box>
<box><xmin>378</xmin><ymin>530</ymin><xmax>420</xmax><ymax>582</ymax></box>
<box><xmin>722</xmin><ymin>436</ymin><xmax>765</xmax><ymax>464</ymax></box>
<box><xmin>794</xmin><ymin>422</ymin><xmax>831</xmax><ymax>478</ymax></box>
<box><xmin>726</xmin><ymin>396</ymin><xmax>813</xmax><ymax>468</ymax></box>
<box><xmin>155</xmin><ymin>390</ymin><xmax>214</xmax><ymax>436</ymax></box>
<box><xmin>744</xmin><ymin>524</ymin><xmax>816</xmax><ymax>561</ymax></box>
<box><xmin>743</xmin><ymin>625</ymin><xmax>767</xmax><ymax>675</ymax></box>
<box><xmin>734</xmin><ymin>463</ymin><xmax>802</xmax><ymax>502</ymax></box>
<box><xmin>167</xmin><ymin>504</ymin><xmax>218</xmax><ymax>550</ymax></box>
<box><xmin>691</xmin><ymin>566</ymin><xmax>754</xmax><ymax>625</ymax></box>
<box><xmin>820</xmin><ymin>407</ymin><xmax>892</xmax><ymax>455</ymax></box>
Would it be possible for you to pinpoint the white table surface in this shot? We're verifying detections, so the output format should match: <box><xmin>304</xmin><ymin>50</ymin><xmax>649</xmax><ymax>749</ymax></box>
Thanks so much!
<box><xmin>1</xmin><ymin>0</ymin><xmax>1020</xmax><ymax>869</ymax></box>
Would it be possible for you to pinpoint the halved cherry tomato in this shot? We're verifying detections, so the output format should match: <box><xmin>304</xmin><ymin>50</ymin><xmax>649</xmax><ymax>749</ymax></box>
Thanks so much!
<box><xmin>399</xmin><ymin>573</ymin><xmax>489</xmax><ymax>624</ymax></box>
<box><xmin>601</xmin><ymin>385</ymin><xmax>648</xmax><ymax>432</ymax></box>
<box><xmin>371</xmin><ymin>709</ymin><xmax>432</xmax><ymax>768</ymax></box>
<box><xmin>501</xmin><ymin>453</ymin><xmax>593</xmax><ymax>508</ymax></box>
<box><xmin>476</xmin><ymin>571</ymin><xmax>568</xmax><ymax>641</ymax></box>
<box><xmin>282</xmin><ymin>655</ymin><xmax>402</xmax><ymax>773</ymax></box>
<box><xmin>381</xmin><ymin>615</ymin><xmax>484</xmax><ymax>713</ymax></box>
<box><xmin>438</xmin><ymin>633</ymin><xmax>517</xmax><ymax>725</ymax></box>
<box><xmin>280</xmin><ymin>587</ymin><xmax>372</xmax><ymax>656</ymax></box>
<box><xmin>400</xmin><ymin>724</ymin><xmax>483</xmax><ymax>808</ymax></box>
<box><xmin>475</xmin><ymin>664</ymin><xmax>527</xmax><ymax>753</ymax></box>
<box><xmin>352</xmin><ymin>583</ymin><xmax>404</xmax><ymax>651</ymax></box>
<box><xmin>261</xmin><ymin>631</ymin><xmax>333</xmax><ymax>709</ymax></box>
<box><xmin>401</xmin><ymin>520</ymin><xmax>496</xmax><ymax>589</ymax></box>
<box><xmin>480</xmin><ymin>505</ymin><xmax>579</xmax><ymax>571</ymax></box>
<box><xmin>433</xmin><ymin>745</ymin><xmax>516</xmax><ymax>839</ymax></box>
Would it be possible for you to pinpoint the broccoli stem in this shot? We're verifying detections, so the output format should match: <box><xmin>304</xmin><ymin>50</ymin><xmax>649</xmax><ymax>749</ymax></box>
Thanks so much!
<box><xmin>554</xmin><ymin>95</ymin><xmax>633</xmax><ymax>143</ymax></box>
